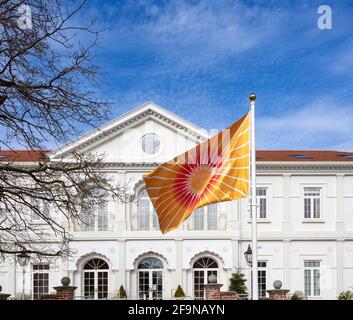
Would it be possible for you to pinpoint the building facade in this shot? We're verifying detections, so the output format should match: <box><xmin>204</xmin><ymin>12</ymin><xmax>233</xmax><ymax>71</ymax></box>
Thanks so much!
<box><xmin>1</xmin><ymin>102</ymin><xmax>353</xmax><ymax>300</ymax></box>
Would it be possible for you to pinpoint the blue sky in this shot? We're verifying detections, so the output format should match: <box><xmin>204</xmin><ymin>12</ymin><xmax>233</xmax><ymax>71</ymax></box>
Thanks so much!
<box><xmin>78</xmin><ymin>0</ymin><xmax>353</xmax><ymax>151</ymax></box>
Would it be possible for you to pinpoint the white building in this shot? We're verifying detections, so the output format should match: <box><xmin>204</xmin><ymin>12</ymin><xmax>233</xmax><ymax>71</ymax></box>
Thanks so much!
<box><xmin>1</xmin><ymin>102</ymin><xmax>353</xmax><ymax>300</ymax></box>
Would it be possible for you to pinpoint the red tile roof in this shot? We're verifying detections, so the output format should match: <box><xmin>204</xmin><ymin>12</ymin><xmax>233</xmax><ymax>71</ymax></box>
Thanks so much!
<box><xmin>256</xmin><ymin>150</ymin><xmax>353</xmax><ymax>161</ymax></box>
<box><xmin>0</xmin><ymin>150</ymin><xmax>353</xmax><ymax>162</ymax></box>
<box><xmin>0</xmin><ymin>150</ymin><xmax>50</xmax><ymax>162</ymax></box>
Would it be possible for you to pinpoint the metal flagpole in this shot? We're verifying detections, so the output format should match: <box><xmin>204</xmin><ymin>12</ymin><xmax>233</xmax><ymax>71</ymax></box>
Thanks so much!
<box><xmin>249</xmin><ymin>93</ymin><xmax>258</xmax><ymax>300</ymax></box>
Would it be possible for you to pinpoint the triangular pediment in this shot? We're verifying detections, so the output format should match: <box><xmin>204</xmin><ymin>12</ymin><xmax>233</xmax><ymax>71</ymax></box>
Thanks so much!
<box><xmin>49</xmin><ymin>102</ymin><xmax>209</xmax><ymax>163</ymax></box>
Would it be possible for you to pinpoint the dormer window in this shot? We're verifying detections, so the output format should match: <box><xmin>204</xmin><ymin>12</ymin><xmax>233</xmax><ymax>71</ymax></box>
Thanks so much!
<box><xmin>141</xmin><ymin>133</ymin><xmax>160</xmax><ymax>155</ymax></box>
<box><xmin>337</xmin><ymin>154</ymin><xmax>353</xmax><ymax>159</ymax></box>
<box><xmin>290</xmin><ymin>154</ymin><xmax>312</xmax><ymax>159</ymax></box>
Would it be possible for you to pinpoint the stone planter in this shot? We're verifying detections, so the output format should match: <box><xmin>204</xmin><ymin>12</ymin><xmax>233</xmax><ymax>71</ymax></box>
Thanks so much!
<box><xmin>267</xmin><ymin>280</ymin><xmax>290</xmax><ymax>300</ymax></box>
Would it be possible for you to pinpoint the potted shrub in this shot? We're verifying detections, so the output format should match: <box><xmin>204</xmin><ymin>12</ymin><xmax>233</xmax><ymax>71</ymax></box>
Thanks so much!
<box><xmin>290</xmin><ymin>290</ymin><xmax>304</xmax><ymax>300</ymax></box>
<box><xmin>118</xmin><ymin>285</ymin><xmax>127</xmax><ymax>299</ymax></box>
<box><xmin>338</xmin><ymin>290</ymin><xmax>353</xmax><ymax>300</ymax></box>
<box><xmin>229</xmin><ymin>269</ymin><xmax>248</xmax><ymax>299</ymax></box>
<box><xmin>291</xmin><ymin>293</ymin><xmax>304</xmax><ymax>300</ymax></box>
<box><xmin>174</xmin><ymin>285</ymin><xmax>185</xmax><ymax>300</ymax></box>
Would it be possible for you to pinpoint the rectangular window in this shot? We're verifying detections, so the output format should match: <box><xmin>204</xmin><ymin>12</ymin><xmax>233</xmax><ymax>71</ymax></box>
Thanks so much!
<box><xmin>256</xmin><ymin>188</ymin><xmax>267</xmax><ymax>219</ymax></box>
<box><xmin>138</xmin><ymin>198</ymin><xmax>150</xmax><ymax>231</ymax></box>
<box><xmin>258</xmin><ymin>261</ymin><xmax>267</xmax><ymax>298</ymax></box>
<box><xmin>304</xmin><ymin>260</ymin><xmax>321</xmax><ymax>297</ymax></box>
<box><xmin>193</xmin><ymin>270</ymin><xmax>205</xmax><ymax>300</ymax></box>
<box><xmin>80</xmin><ymin>190</ymin><xmax>109</xmax><ymax>232</ymax></box>
<box><xmin>136</xmin><ymin>191</ymin><xmax>159</xmax><ymax>231</ymax></box>
<box><xmin>32</xmin><ymin>264</ymin><xmax>49</xmax><ymax>299</ymax></box>
<box><xmin>304</xmin><ymin>188</ymin><xmax>321</xmax><ymax>219</ymax></box>
<box><xmin>207</xmin><ymin>204</ymin><xmax>217</xmax><ymax>230</ymax></box>
<box><xmin>193</xmin><ymin>208</ymin><xmax>204</xmax><ymax>230</ymax></box>
<box><xmin>97</xmin><ymin>200</ymin><xmax>108</xmax><ymax>231</ymax></box>
<box><xmin>152</xmin><ymin>209</ymin><xmax>159</xmax><ymax>231</ymax></box>
<box><xmin>32</xmin><ymin>199</ymin><xmax>50</xmax><ymax>221</ymax></box>
<box><xmin>250</xmin><ymin>261</ymin><xmax>267</xmax><ymax>299</ymax></box>
<box><xmin>187</xmin><ymin>205</ymin><xmax>219</xmax><ymax>231</ymax></box>
<box><xmin>83</xmin><ymin>206</ymin><xmax>95</xmax><ymax>231</ymax></box>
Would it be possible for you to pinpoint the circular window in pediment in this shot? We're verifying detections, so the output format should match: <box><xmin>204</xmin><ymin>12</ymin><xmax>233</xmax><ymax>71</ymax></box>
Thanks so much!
<box><xmin>141</xmin><ymin>133</ymin><xmax>160</xmax><ymax>155</ymax></box>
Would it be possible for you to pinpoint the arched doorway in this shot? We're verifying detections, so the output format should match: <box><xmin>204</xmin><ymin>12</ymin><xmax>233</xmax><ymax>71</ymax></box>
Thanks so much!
<box><xmin>193</xmin><ymin>257</ymin><xmax>218</xmax><ymax>299</ymax></box>
<box><xmin>83</xmin><ymin>258</ymin><xmax>109</xmax><ymax>299</ymax></box>
<box><xmin>137</xmin><ymin>257</ymin><xmax>163</xmax><ymax>300</ymax></box>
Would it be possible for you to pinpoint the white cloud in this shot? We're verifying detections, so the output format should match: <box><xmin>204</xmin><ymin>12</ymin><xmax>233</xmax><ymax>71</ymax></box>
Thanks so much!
<box><xmin>102</xmin><ymin>0</ymin><xmax>285</xmax><ymax>65</ymax></box>
<box><xmin>257</xmin><ymin>97</ymin><xmax>353</xmax><ymax>151</ymax></box>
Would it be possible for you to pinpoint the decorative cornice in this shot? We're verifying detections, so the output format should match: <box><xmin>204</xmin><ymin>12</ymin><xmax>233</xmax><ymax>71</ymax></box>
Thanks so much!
<box><xmin>99</xmin><ymin>161</ymin><xmax>353</xmax><ymax>172</ymax></box>
<box><xmin>103</xmin><ymin>162</ymin><xmax>160</xmax><ymax>168</ymax></box>
<box><xmin>188</xmin><ymin>250</ymin><xmax>225</xmax><ymax>268</ymax></box>
<box><xmin>132</xmin><ymin>250</ymin><xmax>171</xmax><ymax>270</ymax></box>
<box><xmin>64</xmin><ymin>109</ymin><xmax>205</xmax><ymax>156</ymax></box>
<box><xmin>74</xmin><ymin>251</ymin><xmax>111</xmax><ymax>270</ymax></box>
<box><xmin>257</xmin><ymin>163</ymin><xmax>353</xmax><ymax>172</ymax></box>
<box><xmin>29</xmin><ymin>155</ymin><xmax>351</xmax><ymax>173</ymax></box>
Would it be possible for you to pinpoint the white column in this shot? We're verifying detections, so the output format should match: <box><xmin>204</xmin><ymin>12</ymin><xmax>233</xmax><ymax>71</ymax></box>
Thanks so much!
<box><xmin>126</xmin><ymin>270</ymin><xmax>131</xmax><ymax>298</ymax></box>
<box><xmin>336</xmin><ymin>174</ymin><xmax>345</xmax><ymax>232</ymax></box>
<box><xmin>336</xmin><ymin>240</ymin><xmax>344</xmax><ymax>295</ymax></box>
<box><xmin>117</xmin><ymin>171</ymin><xmax>127</xmax><ymax>232</ymax></box>
<box><xmin>283</xmin><ymin>240</ymin><xmax>291</xmax><ymax>289</ymax></box>
<box><xmin>336</xmin><ymin>174</ymin><xmax>345</xmax><ymax>295</ymax></box>
<box><xmin>118</xmin><ymin>240</ymin><xmax>126</xmax><ymax>292</ymax></box>
<box><xmin>232</xmin><ymin>239</ymin><xmax>239</xmax><ymax>269</ymax></box>
<box><xmin>282</xmin><ymin>174</ymin><xmax>292</xmax><ymax>232</ymax></box>
<box><xmin>175</xmin><ymin>239</ymin><xmax>183</xmax><ymax>289</ymax></box>
<box><xmin>182</xmin><ymin>269</ymin><xmax>188</xmax><ymax>296</ymax></box>
<box><xmin>9</xmin><ymin>258</ymin><xmax>16</xmax><ymax>296</ymax></box>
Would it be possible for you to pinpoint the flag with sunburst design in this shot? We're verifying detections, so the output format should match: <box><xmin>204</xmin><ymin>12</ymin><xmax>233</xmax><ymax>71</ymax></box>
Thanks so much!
<box><xmin>143</xmin><ymin>112</ymin><xmax>250</xmax><ymax>234</ymax></box>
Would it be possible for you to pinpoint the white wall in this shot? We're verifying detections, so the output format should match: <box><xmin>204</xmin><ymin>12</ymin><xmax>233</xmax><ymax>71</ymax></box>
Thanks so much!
<box><xmin>1</xmin><ymin>110</ymin><xmax>353</xmax><ymax>300</ymax></box>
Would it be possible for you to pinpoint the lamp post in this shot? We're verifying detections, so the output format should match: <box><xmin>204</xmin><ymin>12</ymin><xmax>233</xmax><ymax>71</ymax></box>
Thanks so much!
<box><xmin>244</xmin><ymin>244</ymin><xmax>253</xmax><ymax>299</ymax></box>
<box><xmin>17</xmin><ymin>251</ymin><xmax>30</xmax><ymax>300</ymax></box>
<box><xmin>244</xmin><ymin>244</ymin><xmax>253</xmax><ymax>267</ymax></box>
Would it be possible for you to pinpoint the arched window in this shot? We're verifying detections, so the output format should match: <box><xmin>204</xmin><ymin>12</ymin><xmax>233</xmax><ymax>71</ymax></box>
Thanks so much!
<box><xmin>188</xmin><ymin>204</ymin><xmax>218</xmax><ymax>230</ymax></box>
<box><xmin>82</xmin><ymin>188</ymin><xmax>109</xmax><ymax>231</ymax></box>
<box><xmin>193</xmin><ymin>257</ymin><xmax>218</xmax><ymax>269</ymax></box>
<box><xmin>136</xmin><ymin>190</ymin><xmax>158</xmax><ymax>231</ymax></box>
<box><xmin>83</xmin><ymin>258</ymin><xmax>109</xmax><ymax>299</ymax></box>
<box><xmin>83</xmin><ymin>258</ymin><xmax>109</xmax><ymax>270</ymax></box>
<box><xmin>193</xmin><ymin>257</ymin><xmax>219</xmax><ymax>299</ymax></box>
<box><xmin>137</xmin><ymin>257</ymin><xmax>163</xmax><ymax>300</ymax></box>
<box><xmin>138</xmin><ymin>257</ymin><xmax>163</xmax><ymax>269</ymax></box>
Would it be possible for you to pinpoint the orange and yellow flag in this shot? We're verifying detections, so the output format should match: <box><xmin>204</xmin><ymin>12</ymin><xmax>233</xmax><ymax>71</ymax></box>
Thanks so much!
<box><xmin>143</xmin><ymin>112</ymin><xmax>250</xmax><ymax>233</ymax></box>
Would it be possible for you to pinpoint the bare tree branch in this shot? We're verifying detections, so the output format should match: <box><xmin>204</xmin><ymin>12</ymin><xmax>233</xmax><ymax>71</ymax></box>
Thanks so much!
<box><xmin>0</xmin><ymin>1</ymin><xmax>127</xmax><ymax>262</ymax></box>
